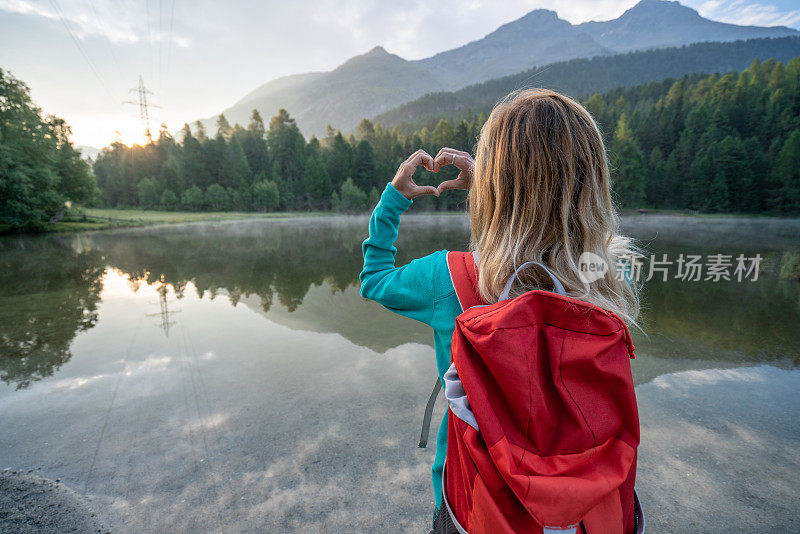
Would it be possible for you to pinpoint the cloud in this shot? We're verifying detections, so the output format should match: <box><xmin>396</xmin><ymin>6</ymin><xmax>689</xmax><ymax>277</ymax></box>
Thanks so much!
<box><xmin>651</xmin><ymin>365</ymin><xmax>771</xmax><ymax>391</ymax></box>
<box><xmin>0</xmin><ymin>0</ymin><xmax>187</xmax><ymax>45</ymax></box>
<box><xmin>691</xmin><ymin>0</ymin><xmax>800</xmax><ymax>28</ymax></box>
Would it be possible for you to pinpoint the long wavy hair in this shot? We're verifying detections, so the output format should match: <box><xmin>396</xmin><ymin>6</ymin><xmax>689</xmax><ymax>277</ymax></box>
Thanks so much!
<box><xmin>469</xmin><ymin>88</ymin><xmax>640</xmax><ymax>326</ymax></box>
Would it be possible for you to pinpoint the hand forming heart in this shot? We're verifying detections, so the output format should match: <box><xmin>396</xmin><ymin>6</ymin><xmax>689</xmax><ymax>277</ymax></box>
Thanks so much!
<box><xmin>391</xmin><ymin>147</ymin><xmax>475</xmax><ymax>200</ymax></box>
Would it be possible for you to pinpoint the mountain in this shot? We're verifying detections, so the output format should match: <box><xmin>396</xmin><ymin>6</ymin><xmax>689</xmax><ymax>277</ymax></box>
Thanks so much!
<box><xmin>415</xmin><ymin>9</ymin><xmax>611</xmax><ymax>89</ymax></box>
<box><xmin>76</xmin><ymin>145</ymin><xmax>101</xmax><ymax>160</ymax></box>
<box><xmin>201</xmin><ymin>46</ymin><xmax>443</xmax><ymax>138</ymax></box>
<box><xmin>578</xmin><ymin>0</ymin><xmax>798</xmax><ymax>52</ymax></box>
<box><xmin>198</xmin><ymin>0</ymin><xmax>799</xmax><ymax>138</ymax></box>
<box><xmin>232</xmin><ymin>71</ymin><xmax>326</xmax><ymax>112</ymax></box>
<box><xmin>373</xmin><ymin>36</ymin><xmax>800</xmax><ymax>130</ymax></box>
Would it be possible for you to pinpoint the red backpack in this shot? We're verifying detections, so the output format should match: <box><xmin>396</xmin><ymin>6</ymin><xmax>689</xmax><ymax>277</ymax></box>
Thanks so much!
<box><xmin>438</xmin><ymin>251</ymin><xmax>643</xmax><ymax>534</ymax></box>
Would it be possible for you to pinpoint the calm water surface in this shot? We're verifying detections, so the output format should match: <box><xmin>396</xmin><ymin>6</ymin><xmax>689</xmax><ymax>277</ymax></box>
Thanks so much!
<box><xmin>1</xmin><ymin>215</ymin><xmax>799</xmax><ymax>531</ymax></box>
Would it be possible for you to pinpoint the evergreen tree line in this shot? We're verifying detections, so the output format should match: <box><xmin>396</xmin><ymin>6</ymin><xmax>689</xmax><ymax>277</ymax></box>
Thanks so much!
<box><xmin>0</xmin><ymin>69</ymin><xmax>96</xmax><ymax>228</ymax></box>
<box><xmin>93</xmin><ymin>108</ymin><xmax>479</xmax><ymax>213</ymax></box>
<box><xmin>587</xmin><ymin>57</ymin><xmax>800</xmax><ymax>212</ymax></box>
<box><xmin>93</xmin><ymin>56</ymin><xmax>800</xmax><ymax>215</ymax></box>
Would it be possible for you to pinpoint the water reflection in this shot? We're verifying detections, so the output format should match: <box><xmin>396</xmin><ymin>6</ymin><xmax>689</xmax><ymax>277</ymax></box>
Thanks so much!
<box><xmin>0</xmin><ymin>237</ymin><xmax>104</xmax><ymax>388</ymax></box>
<box><xmin>0</xmin><ymin>215</ymin><xmax>798</xmax><ymax>390</ymax></box>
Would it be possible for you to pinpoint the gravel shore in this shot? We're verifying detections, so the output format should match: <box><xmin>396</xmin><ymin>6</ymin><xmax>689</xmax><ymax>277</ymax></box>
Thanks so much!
<box><xmin>0</xmin><ymin>471</ymin><xmax>107</xmax><ymax>533</ymax></box>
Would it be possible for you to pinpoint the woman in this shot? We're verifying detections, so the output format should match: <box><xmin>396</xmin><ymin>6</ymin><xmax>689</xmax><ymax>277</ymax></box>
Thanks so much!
<box><xmin>360</xmin><ymin>88</ymin><xmax>641</xmax><ymax>532</ymax></box>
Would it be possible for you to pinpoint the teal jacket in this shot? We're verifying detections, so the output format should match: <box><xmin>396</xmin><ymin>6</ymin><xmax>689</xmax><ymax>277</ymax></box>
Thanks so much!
<box><xmin>359</xmin><ymin>183</ymin><xmax>463</xmax><ymax>507</ymax></box>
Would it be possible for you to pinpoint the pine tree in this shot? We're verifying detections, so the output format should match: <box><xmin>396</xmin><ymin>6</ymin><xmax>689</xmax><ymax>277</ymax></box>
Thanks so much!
<box><xmin>223</xmin><ymin>136</ymin><xmax>251</xmax><ymax>189</ymax></box>
<box><xmin>610</xmin><ymin>113</ymin><xmax>646</xmax><ymax>207</ymax></box>
<box><xmin>353</xmin><ymin>140</ymin><xmax>377</xmax><ymax>191</ymax></box>
<box><xmin>646</xmin><ymin>147</ymin><xmax>665</xmax><ymax>207</ymax></box>
<box><xmin>324</xmin><ymin>130</ymin><xmax>353</xmax><ymax>189</ymax></box>
<box><xmin>267</xmin><ymin>109</ymin><xmax>305</xmax><ymax>209</ymax></box>
<box><xmin>707</xmin><ymin>170</ymin><xmax>731</xmax><ymax>213</ymax></box>
<box><xmin>357</xmin><ymin>118</ymin><xmax>375</xmax><ymax>142</ymax></box>
<box><xmin>242</xmin><ymin>109</ymin><xmax>270</xmax><ymax>175</ymax></box>
<box><xmin>302</xmin><ymin>141</ymin><xmax>331</xmax><ymax>209</ymax></box>
<box><xmin>180</xmin><ymin>124</ymin><xmax>211</xmax><ymax>190</ymax></box>
<box><xmin>688</xmin><ymin>152</ymin><xmax>714</xmax><ymax>211</ymax></box>
<box><xmin>193</xmin><ymin>120</ymin><xmax>208</xmax><ymax>142</ymax></box>
<box><xmin>773</xmin><ymin>130</ymin><xmax>800</xmax><ymax>213</ymax></box>
<box><xmin>160</xmin><ymin>153</ymin><xmax>185</xmax><ymax>194</ymax></box>
<box><xmin>216</xmin><ymin>114</ymin><xmax>233</xmax><ymax>139</ymax></box>
<box><xmin>433</xmin><ymin>119</ymin><xmax>455</xmax><ymax>148</ymax></box>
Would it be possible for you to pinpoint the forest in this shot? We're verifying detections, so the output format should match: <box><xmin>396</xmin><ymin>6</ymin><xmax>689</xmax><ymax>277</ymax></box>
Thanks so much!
<box><xmin>0</xmin><ymin>69</ymin><xmax>96</xmax><ymax>229</ymax></box>
<box><xmin>92</xmin><ymin>57</ymin><xmax>800</xmax><ymax>215</ymax></box>
<box><xmin>2</xmin><ymin>55</ymin><xmax>800</xmax><ymax>229</ymax></box>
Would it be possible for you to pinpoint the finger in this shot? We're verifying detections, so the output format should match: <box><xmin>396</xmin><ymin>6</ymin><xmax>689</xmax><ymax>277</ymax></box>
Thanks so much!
<box><xmin>436</xmin><ymin>147</ymin><xmax>471</xmax><ymax>157</ymax></box>
<box><xmin>398</xmin><ymin>150</ymin><xmax>427</xmax><ymax>179</ymax></box>
<box><xmin>452</xmin><ymin>154</ymin><xmax>476</xmax><ymax>174</ymax></box>
<box><xmin>437</xmin><ymin>178</ymin><xmax>465</xmax><ymax>193</ymax></box>
<box><xmin>433</xmin><ymin>152</ymin><xmax>469</xmax><ymax>172</ymax></box>
<box><xmin>399</xmin><ymin>150</ymin><xmax>421</xmax><ymax>175</ymax></box>
<box><xmin>421</xmin><ymin>152</ymin><xmax>435</xmax><ymax>172</ymax></box>
<box><xmin>433</xmin><ymin>148</ymin><xmax>453</xmax><ymax>171</ymax></box>
<box><xmin>434</xmin><ymin>147</ymin><xmax>449</xmax><ymax>160</ymax></box>
<box><xmin>433</xmin><ymin>153</ymin><xmax>450</xmax><ymax>171</ymax></box>
<box><xmin>409</xmin><ymin>150</ymin><xmax>434</xmax><ymax>172</ymax></box>
<box><xmin>410</xmin><ymin>179</ymin><xmax>440</xmax><ymax>197</ymax></box>
<box><xmin>434</xmin><ymin>148</ymin><xmax>472</xmax><ymax>171</ymax></box>
<box><xmin>417</xmin><ymin>185</ymin><xmax>440</xmax><ymax>197</ymax></box>
<box><xmin>403</xmin><ymin>149</ymin><xmax>425</xmax><ymax>165</ymax></box>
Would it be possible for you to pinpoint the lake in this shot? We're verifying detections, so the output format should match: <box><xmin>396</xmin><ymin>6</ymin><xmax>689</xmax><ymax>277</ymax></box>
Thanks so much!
<box><xmin>1</xmin><ymin>214</ymin><xmax>799</xmax><ymax>532</ymax></box>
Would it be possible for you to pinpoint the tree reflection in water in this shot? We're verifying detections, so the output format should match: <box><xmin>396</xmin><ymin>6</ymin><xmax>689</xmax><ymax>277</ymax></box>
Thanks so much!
<box><xmin>0</xmin><ymin>236</ymin><xmax>104</xmax><ymax>389</ymax></box>
<box><xmin>1</xmin><ymin>215</ymin><xmax>798</xmax><ymax>390</ymax></box>
<box><xmin>0</xmin><ymin>217</ymin><xmax>469</xmax><ymax>389</ymax></box>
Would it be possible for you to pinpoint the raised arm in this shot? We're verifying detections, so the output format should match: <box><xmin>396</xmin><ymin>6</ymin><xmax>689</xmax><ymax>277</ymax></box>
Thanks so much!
<box><xmin>359</xmin><ymin>150</ymin><xmax>443</xmax><ymax>326</ymax></box>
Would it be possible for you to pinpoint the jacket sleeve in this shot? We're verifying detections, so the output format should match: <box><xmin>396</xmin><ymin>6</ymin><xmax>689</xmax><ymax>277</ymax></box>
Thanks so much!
<box><xmin>359</xmin><ymin>183</ymin><xmax>443</xmax><ymax>327</ymax></box>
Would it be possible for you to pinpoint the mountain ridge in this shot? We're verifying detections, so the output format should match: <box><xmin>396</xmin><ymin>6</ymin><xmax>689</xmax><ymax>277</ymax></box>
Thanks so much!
<box><xmin>578</xmin><ymin>0</ymin><xmax>798</xmax><ymax>51</ymax></box>
<box><xmin>372</xmin><ymin>36</ymin><xmax>800</xmax><ymax>130</ymax></box>
<box><xmin>199</xmin><ymin>0</ymin><xmax>798</xmax><ymax>138</ymax></box>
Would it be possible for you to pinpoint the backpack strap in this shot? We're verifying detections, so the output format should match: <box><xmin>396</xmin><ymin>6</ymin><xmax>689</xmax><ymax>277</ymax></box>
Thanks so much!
<box><xmin>446</xmin><ymin>251</ymin><xmax>484</xmax><ymax>311</ymax></box>
<box><xmin>418</xmin><ymin>378</ymin><xmax>442</xmax><ymax>448</ymax></box>
<box><xmin>419</xmin><ymin>251</ymin><xmax>482</xmax><ymax>449</ymax></box>
<box><xmin>500</xmin><ymin>261</ymin><xmax>567</xmax><ymax>300</ymax></box>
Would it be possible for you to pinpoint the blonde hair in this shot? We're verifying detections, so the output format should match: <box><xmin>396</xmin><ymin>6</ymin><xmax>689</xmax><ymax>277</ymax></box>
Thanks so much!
<box><xmin>469</xmin><ymin>88</ymin><xmax>640</xmax><ymax>326</ymax></box>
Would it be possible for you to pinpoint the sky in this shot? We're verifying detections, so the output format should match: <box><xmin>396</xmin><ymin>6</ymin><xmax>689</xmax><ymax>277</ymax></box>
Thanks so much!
<box><xmin>1</xmin><ymin>0</ymin><xmax>799</xmax><ymax>149</ymax></box>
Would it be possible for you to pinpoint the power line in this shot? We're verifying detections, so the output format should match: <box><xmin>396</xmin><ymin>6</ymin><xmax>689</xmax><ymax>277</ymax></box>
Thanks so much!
<box><xmin>88</xmin><ymin>0</ymin><xmax>118</xmax><ymax>63</ymax></box>
<box><xmin>165</xmin><ymin>0</ymin><xmax>176</xmax><ymax>90</ymax></box>
<box><xmin>144</xmin><ymin>0</ymin><xmax>155</xmax><ymax>84</ymax></box>
<box><xmin>158</xmin><ymin>0</ymin><xmax>163</xmax><ymax>90</ymax></box>
<box><xmin>48</xmin><ymin>0</ymin><xmax>114</xmax><ymax>99</ymax></box>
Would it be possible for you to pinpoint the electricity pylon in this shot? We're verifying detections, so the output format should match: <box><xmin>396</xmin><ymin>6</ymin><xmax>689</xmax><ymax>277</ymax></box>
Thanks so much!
<box><xmin>147</xmin><ymin>274</ymin><xmax>180</xmax><ymax>337</ymax></box>
<box><xmin>125</xmin><ymin>75</ymin><xmax>161</xmax><ymax>144</ymax></box>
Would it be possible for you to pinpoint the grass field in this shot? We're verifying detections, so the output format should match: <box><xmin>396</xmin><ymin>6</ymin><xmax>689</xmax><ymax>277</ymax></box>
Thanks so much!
<box><xmin>83</xmin><ymin>208</ymin><xmax>325</xmax><ymax>223</ymax></box>
<box><xmin>0</xmin><ymin>209</ymin><xmax>333</xmax><ymax>235</ymax></box>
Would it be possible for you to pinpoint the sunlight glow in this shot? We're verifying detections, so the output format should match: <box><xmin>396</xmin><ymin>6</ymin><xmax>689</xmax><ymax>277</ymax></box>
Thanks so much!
<box><xmin>65</xmin><ymin>112</ymin><xmax>160</xmax><ymax>148</ymax></box>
